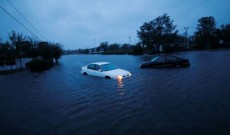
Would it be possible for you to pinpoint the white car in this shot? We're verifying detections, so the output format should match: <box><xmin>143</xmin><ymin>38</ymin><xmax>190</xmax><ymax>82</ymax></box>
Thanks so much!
<box><xmin>81</xmin><ymin>62</ymin><xmax>131</xmax><ymax>79</ymax></box>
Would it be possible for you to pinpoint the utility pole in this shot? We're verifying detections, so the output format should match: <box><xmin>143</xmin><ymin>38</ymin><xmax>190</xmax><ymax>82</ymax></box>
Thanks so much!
<box><xmin>184</xmin><ymin>27</ymin><xmax>189</xmax><ymax>50</ymax></box>
<box><xmin>129</xmin><ymin>37</ymin><xmax>131</xmax><ymax>45</ymax></box>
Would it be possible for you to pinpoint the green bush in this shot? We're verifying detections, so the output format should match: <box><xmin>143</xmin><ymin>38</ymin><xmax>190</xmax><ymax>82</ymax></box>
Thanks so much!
<box><xmin>130</xmin><ymin>44</ymin><xmax>144</xmax><ymax>55</ymax></box>
<box><xmin>26</xmin><ymin>59</ymin><xmax>53</xmax><ymax>71</ymax></box>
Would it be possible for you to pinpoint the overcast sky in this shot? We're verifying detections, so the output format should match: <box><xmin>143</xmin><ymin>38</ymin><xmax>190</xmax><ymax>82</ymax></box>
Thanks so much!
<box><xmin>0</xmin><ymin>0</ymin><xmax>230</xmax><ymax>49</ymax></box>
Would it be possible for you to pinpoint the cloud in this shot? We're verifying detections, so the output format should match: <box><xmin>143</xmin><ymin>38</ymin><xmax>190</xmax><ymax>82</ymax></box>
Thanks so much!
<box><xmin>0</xmin><ymin>0</ymin><xmax>230</xmax><ymax>49</ymax></box>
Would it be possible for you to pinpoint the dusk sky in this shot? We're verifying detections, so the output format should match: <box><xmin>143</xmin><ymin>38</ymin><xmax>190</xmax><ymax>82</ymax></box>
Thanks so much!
<box><xmin>0</xmin><ymin>0</ymin><xmax>230</xmax><ymax>50</ymax></box>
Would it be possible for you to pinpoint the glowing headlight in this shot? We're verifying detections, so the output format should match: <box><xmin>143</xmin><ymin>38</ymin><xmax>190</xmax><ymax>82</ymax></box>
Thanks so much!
<box><xmin>128</xmin><ymin>73</ymin><xmax>132</xmax><ymax>76</ymax></box>
<box><xmin>116</xmin><ymin>75</ymin><xmax>123</xmax><ymax>80</ymax></box>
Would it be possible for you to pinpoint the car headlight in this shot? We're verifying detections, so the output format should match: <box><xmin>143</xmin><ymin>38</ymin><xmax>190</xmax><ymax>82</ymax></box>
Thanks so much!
<box><xmin>116</xmin><ymin>75</ymin><xmax>123</xmax><ymax>80</ymax></box>
<box><xmin>128</xmin><ymin>73</ymin><xmax>132</xmax><ymax>76</ymax></box>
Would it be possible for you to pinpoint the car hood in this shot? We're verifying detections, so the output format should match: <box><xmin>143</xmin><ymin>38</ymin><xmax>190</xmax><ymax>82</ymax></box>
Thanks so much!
<box><xmin>104</xmin><ymin>68</ymin><xmax>130</xmax><ymax>76</ymax></box>
<box><xmin>140</xmin><ymin>61</ymin><xmax>154</xmax><ymax>65</ymax></box>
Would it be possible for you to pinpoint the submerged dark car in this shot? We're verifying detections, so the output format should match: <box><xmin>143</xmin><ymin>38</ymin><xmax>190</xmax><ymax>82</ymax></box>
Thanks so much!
<box><xmin>139</xmin><ymin>55</ymin><xmax>190</xmax><ymax>68</ymax></box>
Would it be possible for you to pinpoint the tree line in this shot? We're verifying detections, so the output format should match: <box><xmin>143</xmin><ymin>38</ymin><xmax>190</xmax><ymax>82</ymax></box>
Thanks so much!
<box><xmin>72</xmin><ymin>42</ymin><xmax>143</xmax><ymax>55</ymax></box>
<box><xmin>70</xmin><ymin>14</ymin><xmax>230</xmax><ymax>55</ymax></box>
<box><xmin>0</xmin><ymin>31</ymin><xmax>64</xmax><ymax>71</ymax></box>
<box><xmin>138</xmin><ymin>14</ymin><xmax>230</xmax><ymax>53</ymax></box>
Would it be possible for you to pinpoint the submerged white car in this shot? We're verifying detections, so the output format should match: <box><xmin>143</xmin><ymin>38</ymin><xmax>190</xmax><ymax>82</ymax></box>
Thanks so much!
<box><xmin>81</xmin><ymin>62</ymin><xmax>131</xmax><ymax>79</ymax></box>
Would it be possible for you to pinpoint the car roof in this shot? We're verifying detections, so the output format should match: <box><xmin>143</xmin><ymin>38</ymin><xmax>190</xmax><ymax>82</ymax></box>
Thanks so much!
<box><xmin>155</xmin><ymin>54</ymin><xmax>171</xmax><ymax>56</ymax></box>
<box><xmin>89</xmin><ymin>62</ymin><xmax>110</xmax><ymax>65</ymax></box>
<box><xmin>154</xmin><ymin>54</ymin><xmax>178</xmax><ymax>58</ymax></box>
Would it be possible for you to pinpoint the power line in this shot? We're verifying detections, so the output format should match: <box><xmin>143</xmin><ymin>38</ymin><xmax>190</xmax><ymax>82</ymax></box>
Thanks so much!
<box><xmin>6</xmin><ymin>0</ymin><xmax>47</xmax><ymax>41</ymax></box>
<box><xmin>0</xmin><ymin>4</ymin><xmax>41</xmax><ymax>41</ymax></box>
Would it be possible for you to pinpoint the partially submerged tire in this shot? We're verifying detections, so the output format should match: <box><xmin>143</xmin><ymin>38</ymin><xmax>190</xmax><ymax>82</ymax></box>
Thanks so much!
<box><xmin>83</xmin><ymin>72</ymin><xmax>87</xmax><ymax>75</ymax></box>
<box><xmin>105</xmin><ymin>76</ymin><xmax>111</xmax><ymax>79</ymax></box>
<box><xmin>176</xmin><ymin>64</ymin><xmax>181</xmax><ymax>68</ymax></box>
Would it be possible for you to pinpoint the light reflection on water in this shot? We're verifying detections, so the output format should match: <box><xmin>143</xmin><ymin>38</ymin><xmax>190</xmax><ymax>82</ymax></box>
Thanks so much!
<box><xmin>0</xmin><ymin>50</ymin><xmax>230</xmax><ymax>135</ymax></box>
<box><xmin>116</xmin><ymin>78</ymin><xmax>126</xmax><ymax>104</ymax></box>
<box><xmin>117</xmin><ymin>78</ymin><xmax>124</xmax><ymax>88</ymax></box>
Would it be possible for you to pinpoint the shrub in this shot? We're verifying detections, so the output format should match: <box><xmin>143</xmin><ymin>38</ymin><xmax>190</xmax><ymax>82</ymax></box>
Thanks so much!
<box><xmin>130</xmin><ymin>44</ymin><xmax>144</xmax><ymax>55</ymax></box>
<box><xmin>26</xmin><ymin>59</ymin><xmax>53</xmax><ymax>71</ymax></box>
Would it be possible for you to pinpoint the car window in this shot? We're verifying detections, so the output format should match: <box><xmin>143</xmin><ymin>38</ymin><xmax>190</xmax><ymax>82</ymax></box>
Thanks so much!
<box><xmin>101</xmin><ymin>64</ymin><xmax>117</xmax><ymax>71</ymax></box>
<box><xmin>151</xmin><ymin>56</ymin><xmax>160</xmax><ymax>62</ymax></box>
<box><xmin>87</xmin><ymin>64</ymin><xmax>95</xmax><ymax>70</ymax></box>
<box><xmin>94</xmin><ymin>64</ymin><xmax>101</xmax><ymax>71</ymax></box>
<box><xmin>155</xmin><ymin>56</ymin><xmax>165</xmax><ymax>63</ymax></box>
<box><xmin>167</xmin><ymin>56</ymin><xmax>178</xmax><ymax>62</ymax></box>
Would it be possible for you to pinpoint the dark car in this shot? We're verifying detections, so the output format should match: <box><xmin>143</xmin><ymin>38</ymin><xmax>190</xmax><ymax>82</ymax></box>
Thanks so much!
<box><xmin>139</xmin><ymin>55</ymin><xmax>190</xmax><ymax>68</ymax></box>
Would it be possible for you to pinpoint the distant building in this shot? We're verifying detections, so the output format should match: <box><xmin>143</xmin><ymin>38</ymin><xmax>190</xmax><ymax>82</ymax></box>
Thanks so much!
<box><xmin>89</xmin><ymin>48</ymin><xmax>97</xmax><ymax>54</ymax></box>
<box><xmin>89</xmin><ymin>48</ymin><xmax>93</xmax><ymax>54</ymax></box>
<box><xmin>89</xmin><ymin>48</ymin><xmax>104</xmax><ymax>54</ymax></box>
<box><xmin>99</xmin><ymin>48</ymin><xmax>104</xmax><ymax>53</ymax></box>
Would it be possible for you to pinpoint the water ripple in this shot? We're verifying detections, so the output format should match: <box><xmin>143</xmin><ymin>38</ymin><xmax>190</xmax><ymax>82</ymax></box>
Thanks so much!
<box><xmin>1</xmin><ymin>51</ymin><xmax>230</xmax><ymax>135</ymax></box>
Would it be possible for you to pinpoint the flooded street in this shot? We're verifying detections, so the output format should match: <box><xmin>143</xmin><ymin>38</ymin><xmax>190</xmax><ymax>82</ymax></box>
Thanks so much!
<box><xmin>1</xmin><ymin>50</ymin><xmax>230</xmax><ymax>135</ymax></box>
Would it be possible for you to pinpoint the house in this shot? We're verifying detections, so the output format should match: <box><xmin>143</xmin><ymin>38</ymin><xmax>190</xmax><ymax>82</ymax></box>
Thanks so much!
<box><xmin>99</xmin><ymin>48</ymin><xmax>104</xmax><ymax>53</ymax></box>
<box><xmin>89</xmin><ymin>48</ymin><xmax>104</xmax><ymax>54</ymax></box>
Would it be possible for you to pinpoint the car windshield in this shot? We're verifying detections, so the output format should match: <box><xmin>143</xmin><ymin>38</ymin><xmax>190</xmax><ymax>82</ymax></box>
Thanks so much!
<box><xmin>100</xmin><ymin>64</ymin><xmax>117</xmax><ymax>71</ymax></box>
<box><xmin>151</xmin><ymin>56</ymin><xmax>160</xmax><ymax>62</ymax></box>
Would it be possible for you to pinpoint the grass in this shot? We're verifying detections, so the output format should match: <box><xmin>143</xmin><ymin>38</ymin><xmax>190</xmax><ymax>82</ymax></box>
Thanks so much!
<box><xmin>0</xmin><ymin>68</ymin><xmax>27</xmax><ymax>75</ymax></box>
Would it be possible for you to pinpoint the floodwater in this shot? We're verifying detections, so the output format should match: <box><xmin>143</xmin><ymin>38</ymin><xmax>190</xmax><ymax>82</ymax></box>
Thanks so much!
<box><xmin>0</xmin><ymin>50</ymin><xmax>230</xmax><ymax>135</ymax></box>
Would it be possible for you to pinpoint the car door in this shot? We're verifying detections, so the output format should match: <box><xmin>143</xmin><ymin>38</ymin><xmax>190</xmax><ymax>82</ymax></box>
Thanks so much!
<box><xmin>166</xmin><ymin>56</ymin><xmax>178</xmax><ymax>67</ymax></box>
<box><xmin>94</xmin><ymin>64</ymin><xmax>103</xmax><ymax>77</ymax></box>
<box><xmin>87</xmin><ymin>64</ymin><xmax>96</xmax><ymax>76</ymax></box>
<box><xmin>154</xmin><ymin>56</ymin><xmax>167</xmax><ymax>67</ymax></box>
